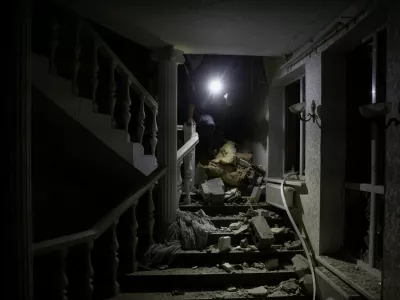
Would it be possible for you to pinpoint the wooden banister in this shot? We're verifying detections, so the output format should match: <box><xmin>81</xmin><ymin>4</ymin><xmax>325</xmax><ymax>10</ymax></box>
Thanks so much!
<box><xmin>80</xmin><ymin>25</ymin><xmax>158</xmax><ymax>111</ymax></box>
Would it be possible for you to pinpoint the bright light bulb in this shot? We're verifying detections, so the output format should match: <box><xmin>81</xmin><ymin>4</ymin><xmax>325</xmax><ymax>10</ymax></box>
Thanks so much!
<box><xmin>208</xmin><ymin>79</ymin><xmax>223</xmax><ymax>95</ymax></box>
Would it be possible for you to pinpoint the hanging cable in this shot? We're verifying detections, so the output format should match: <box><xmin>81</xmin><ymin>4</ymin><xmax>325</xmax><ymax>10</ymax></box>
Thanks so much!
<box><xmin>280</xmin><ymin>174</ymin><xmax>316</xmax><ymax>300</ymax></box>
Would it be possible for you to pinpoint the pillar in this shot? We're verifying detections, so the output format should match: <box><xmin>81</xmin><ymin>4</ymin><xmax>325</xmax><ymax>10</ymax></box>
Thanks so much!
<box><xmin>1</xmin><ymin>0</ymin><xmax>33</xmax><ymax>299</ymax></box>
<box><xmin>152</xmin><ymin>46</ymin><xmax>185</xmax><ymax>238</ymax></box>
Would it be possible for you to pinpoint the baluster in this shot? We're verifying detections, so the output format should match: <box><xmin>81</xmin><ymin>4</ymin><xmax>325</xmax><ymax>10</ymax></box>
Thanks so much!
<box><xmin>97</xmin><ymin>220</ymin><xmax>120</xmax><ymax>298</ymax></box>
<box><xmin>107</xmin><ymin>59</ymin><xmax>117</xmax><ymax>119</ymax></box>
<box><xmin>120</xmin><ymin>73</ymin><xmax>132</xmax><ymax>131</ymax></box>
<box><xmin>68</xmin><ymin>241</ymin><xmax>94</xmax><ymax>300</ymax></box>
<box><xmin>72</xmin><ymin>20</ymin><xmax>81</xmax><ymax>96</ymax></box>
<box><xmin>131</xmin><ymin>202</ymin><xmax>139</xmax><ymax>272</ymax></box>
<box><xmin>184</xmin><ymin>149</ymin><xmax>194</xmax><ymax>204</ymax></box>
<box><xmin>146</xmin><ymin>184</ymin><xmax>156</xmax><ymax>246</ymax></box>
<box><xmin>49</xmin><ymin>13</ymin><xmax>59</xmax><ymax>74</ymax></box>
<box><xmin>91</xmin><ymin>39</ymin><xmax>100</xmax><ymax>112</ymax></box>
<box><xmin>150</xmin><ymin>108</ymin><xmax>158</xmax><ymax>156</ymax></box>
<box><xmin>177</xmin><ymin>160</ymin><xmax>183</xmax><ymax>203</ymax></box>
<box><xmin>51</xmin><ymin>249</ymin><xmax>69</xmax><ymax>300</ymax></box>
<box><xmin>136</xmin><ymin>95</ymin><xmax>146</xmax><ymax>143</ymax></box>
<box><xmin>118</xmin><ymin>202</ymin><xmax>139</xmax><ymax>275</ymax></box>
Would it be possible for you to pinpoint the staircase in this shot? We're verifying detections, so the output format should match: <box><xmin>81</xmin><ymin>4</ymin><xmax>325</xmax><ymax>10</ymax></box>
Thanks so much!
<box><xmin>32</xmin><ymin>7</ymin><xmax>158</xmax><ymax>176</ymax></box>
<box><xmin>116</xmin><ymin>202</ymin><xmax>310</xmax><ymax>299</ymax></box>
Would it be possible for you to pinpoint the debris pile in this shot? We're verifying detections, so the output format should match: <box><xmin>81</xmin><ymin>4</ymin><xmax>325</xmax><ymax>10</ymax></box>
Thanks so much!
<box><xmin>245</xmin><ymin>278</ymin><xmax>302</xmax><ymax>297</ymax></box>
<box><xmin>144</xmin><ymin>209</ymin><xmax>216</xmax><ymax>267</ymax></box>
<box><xmin>197</xmin><ymin>141</ymin><xmax>266</xmax><ymax>202</ymax></box>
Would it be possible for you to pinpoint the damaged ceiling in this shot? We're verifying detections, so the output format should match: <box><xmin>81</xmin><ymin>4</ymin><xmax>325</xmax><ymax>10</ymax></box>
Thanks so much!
<box><xmin>56</xmin><ymin>0</ymin><xmax>357</xmax><ymax>56</ymax></box>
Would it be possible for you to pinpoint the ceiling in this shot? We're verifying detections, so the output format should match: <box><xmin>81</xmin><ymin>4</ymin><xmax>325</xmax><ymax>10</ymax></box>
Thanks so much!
<box><xmin>57</xmin><ymin>0</ymin><xmax>357</xmax><ymax>56</ymax></box>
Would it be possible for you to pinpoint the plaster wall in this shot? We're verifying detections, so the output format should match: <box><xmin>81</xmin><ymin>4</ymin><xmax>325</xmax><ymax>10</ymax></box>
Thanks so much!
<box><xmin>382</xmin><ymin>1</ymin><xmax>400</xmax><ymax>297</ymax></box>
<box><xmin>251</xmin><ymin>57</ymin><xmax>285</xmax><ymax>176</ymax></box>
<box><xmin>300</xmin><ymin>54</ymin><xmax>322</xmax><ymax>253</ymax></box>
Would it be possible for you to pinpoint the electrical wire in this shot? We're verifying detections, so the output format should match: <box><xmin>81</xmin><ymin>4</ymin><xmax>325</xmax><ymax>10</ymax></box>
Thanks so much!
<box><xmin>280</xmin><ymin>174</ymin><xmax>316</xmax><ymax>300</ymax></box>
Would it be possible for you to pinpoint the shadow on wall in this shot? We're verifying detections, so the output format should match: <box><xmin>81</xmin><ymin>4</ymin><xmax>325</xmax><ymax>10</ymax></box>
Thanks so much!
<box><xmin>249</xmin><ymin>57</ymin><xmax>269</xmax><ymax>149</ymax></box>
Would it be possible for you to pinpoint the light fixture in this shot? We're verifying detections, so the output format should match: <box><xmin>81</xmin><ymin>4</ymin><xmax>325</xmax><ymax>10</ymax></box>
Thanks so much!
<box><xmin>289</xmin><ymin>100</ymin><xmax>321</xmax><ymax>128</ymax></box>
<box><xmin>359</xmin><ymin>102</ymin><xmax>400</xmax><ymax>128</ymax></box>
<box><xmin>208</xmin><ymin>78</ymin><xmax>223</xmax><ymax>95</ymax></box>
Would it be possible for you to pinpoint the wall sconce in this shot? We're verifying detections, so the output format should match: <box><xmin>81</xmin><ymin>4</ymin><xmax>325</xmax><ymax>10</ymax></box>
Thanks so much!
<box><xmin>359</xmin><ymin>102</ymin><xmax>400</xmax><ymax>128</ymax></box>
<box><xmin>289</xmin><ymin>100</ymin><xmax>321</xmax><ymax>128</ymax></box>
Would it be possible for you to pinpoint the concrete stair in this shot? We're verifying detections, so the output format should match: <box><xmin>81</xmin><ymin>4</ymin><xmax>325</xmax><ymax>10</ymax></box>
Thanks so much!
<box><xmin>116</xmin><ymin>202</ymin><xmax>310</xmax><ymax>299</ymax></box>
<box><xmin>31</xmin><ymin>53</ymin><xmax>158</xmax><ymax>176</ymax></box>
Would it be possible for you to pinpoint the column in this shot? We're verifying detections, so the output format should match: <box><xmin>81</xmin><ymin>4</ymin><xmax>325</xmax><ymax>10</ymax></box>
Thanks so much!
<box><xmin>152</xmin><ymin>46</ymin><xmax>184</xmax><ymax>238</ymax></box>
<box><xmin>2</xmin><ymin>0</ymin><xmax>33</xmax><ymax>299</ymax></box>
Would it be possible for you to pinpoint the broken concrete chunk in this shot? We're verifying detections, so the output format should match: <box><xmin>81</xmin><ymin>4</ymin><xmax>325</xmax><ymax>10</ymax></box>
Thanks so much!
<box><xmin>252</xmin><ymin>262</ymin><xmax>265</xmax><ymax>269</ymax></box>
<box><xmin>227</xmin><ymin>287</ymin><xmax>237</xmax><ymax>292</ymax></box>
<box><xmin>249</xmin><ymin>186</ymin><xmax>262</xmax><ymax>203</ymax></box>
<box><xmin>240</xmin><ymin>238</ymin><xmax>249</xmax><ymax>248</ymax></box>
<box><xmin>218</xmin><ymin>236</ymin><xmax>232</xmax><ymax>252</ymax></box>
<box><xmin>280</xmin><ymin>278</ymin><xmax>301</xmax><ymax>294</ymax></box>
<box><xmin>201</xmin><ymin>178</ymin><xmax>225</xmax><ymax>205</ymax></box>
<box><xmin>229</xmin><ymin>221</ymin><xmax>242</xmax><ymax>230</ymax></box>
<box><xmin>242</xmin><ymin>262</ymin><xmax>249</xmax><ymax>268</ymax></box>
<box><xmin>292</xmin><ymin>254</ymin><xmax>309</xmax><ymax>276</ymax></box>
<box><xmin>233</xmin><ymin>224</ymin><xmax>249</xmax><ymax>235</ymax></box>
<box><xmin>221</xmin><ymin>262</ymin><xmax>234</xmax><ymax>273</ymax></box>
<box><xmin>249</xmin><ymin>245</ymin><xmax>258</xmax><ymax>252</ymax></box>
<box><xmin>285</xmin><ymin>240</ymin><xmax>302</xmax><ymax>250</ymax></box>
<box><xmin>300</xmin><ymin>274</ymin><xmax>313</xmax><ymax>295</ymax></box>
<box><xmin>255</xmin><ymin>209</ymin><xmax>279</xmax><ymax>219</ymax></box>
<box><xmin>249</xmin><ymin>216</ymin><xmax>275</xmax><ymax>250</ymax></box>
<box><xmin>247</xmin><ymin>286</ymin><xmax>269</xmax><ymax>297</ymax></box>
<box><xmin>271</xmin><ymin>227</ymin><xmax>285</xmax><ymax>234</ymax></box>
<box><xmin>224</xmin><ymin>188</ymin><xmax>238</xmax><ymax>199</ymax></box>
<box><xmin>265</xmin><ymin>258</ymin><xmax>280</xmax><ymax>270</ymax></box>
<box><xmin>232</xmin><ymin>246</ymin><xmax>243</xmax><ymax>252</ymax></box>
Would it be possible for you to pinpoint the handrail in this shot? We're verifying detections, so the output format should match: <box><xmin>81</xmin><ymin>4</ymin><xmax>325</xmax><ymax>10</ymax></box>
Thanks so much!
<box><xmin>81</xmin><ymin>24</ymin><xmax>158</xmax><ymax>111</ymax></box>
<box><xmin>33</xmin><ymin>166</ymin><xmax>166</xmax><ymax>256</ymax></box>
<box><xmin>93</xmin><ymin>166</ymin><xmax>166</xmax><ymax>237</ymax></box>
<box><xmin>177</xmin><ymin>133</ymin><xmax>199</xmax><ymax>163</ymax></box>
<box><xmin>33</xmin><ymin>230</ymin><xmax>96</xmax><ymax>255</ymax></box>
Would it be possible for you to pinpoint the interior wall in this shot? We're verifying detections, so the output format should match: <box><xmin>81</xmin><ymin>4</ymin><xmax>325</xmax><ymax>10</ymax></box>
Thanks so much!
<box><xmin>249</xmin><ymin>57</ymin><xmax>285</xmax><ymax>176</ymax></box>
<box><xmin>299</xmin><ymin>54</ymin><xmax>322</xmax><ymax>253</ymax></box>
<box><xmin>319</xmin><ymin>52</ymin><xmax>347</xmax><ymax>254</ymax></box>
<box><xmin>383</xmin><ymin>1</ymin><xmax>400</xmax><ymax>297</ymax></box>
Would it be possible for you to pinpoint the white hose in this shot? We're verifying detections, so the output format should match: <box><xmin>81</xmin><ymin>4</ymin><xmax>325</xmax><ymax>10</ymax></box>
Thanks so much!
<box><xmin>280</xmin><ymin>174</ymin><xmax>316</xmax><ymax>300</ymax></box>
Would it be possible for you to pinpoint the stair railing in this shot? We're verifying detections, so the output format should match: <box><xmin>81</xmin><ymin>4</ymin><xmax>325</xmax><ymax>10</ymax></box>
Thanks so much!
<box><xmin>32</xmin><ymin>8</ymin><xmax>165</xmax><ymax>300</ymax></box>
<box><xmin>33</xmin><ymin>167</ymin><xmax>166</xmax><ymax>300</ymax></box>
<box><xmin>48</xmin><ymin>14</ymin><xmax>158</xmax><ymax>155</ymax></box>
<box><xmin>177</xmin><ymin>121</ymin><xmax>199</xmax><ymax>204</ymax></box>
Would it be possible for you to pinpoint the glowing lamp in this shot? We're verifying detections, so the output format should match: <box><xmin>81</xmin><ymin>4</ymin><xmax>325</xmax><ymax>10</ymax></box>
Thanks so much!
<box><xmin>208</xmin><ymin>79</ymin><xmax>223</xmax><ymax>95</ymax></box>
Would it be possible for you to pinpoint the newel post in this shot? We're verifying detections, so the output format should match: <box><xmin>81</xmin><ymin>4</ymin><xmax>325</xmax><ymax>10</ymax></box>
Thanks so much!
<box><xmin>152</xmin><ymin>46</ymin><xmax>185</xmax><ymax>238</ymax></box>
<box><xmin>183</xmin><ymin>121</ymin><xmax>196</xmax><ymax>204</ymax></box>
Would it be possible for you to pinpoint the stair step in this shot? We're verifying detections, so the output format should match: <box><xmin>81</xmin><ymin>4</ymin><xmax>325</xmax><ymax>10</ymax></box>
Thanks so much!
<box><xmin>209</xmin><ymin>232</ymin><xmax>294</xmax><ymax>246</ymax></box>
<box><xmin>169</xmin><ymin>249</ymin><xmax>303</xmax><ymax>267</ymax></box>
<box><xmin>114</xmin><ymin>292</ymin><xmax>306</xmax><ymax>300</ymax></box>
<box><xmin>210</xmin><ymin>216</ymin><xmax>286</xmax><ymax>228</ymax></box>
<box><xmin>122</xmin><ymin>267</ymin><xmax>300</xmax><ymax>293</ymax></box>
<box><xmin>180</xmin><ymin>204</ymin><xmax>274</xmax><ymax>216</ymax></box>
